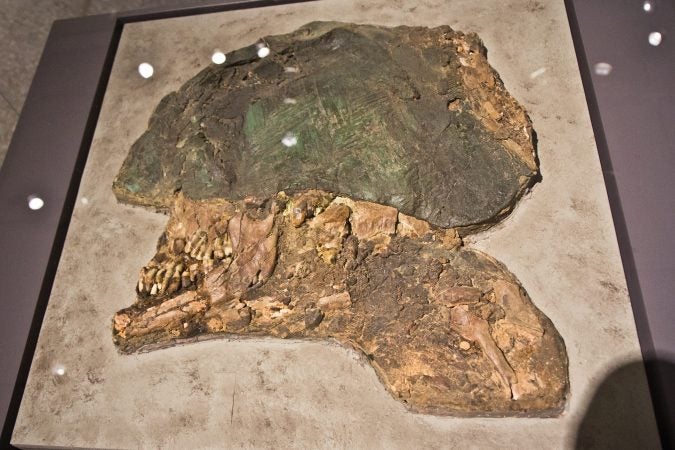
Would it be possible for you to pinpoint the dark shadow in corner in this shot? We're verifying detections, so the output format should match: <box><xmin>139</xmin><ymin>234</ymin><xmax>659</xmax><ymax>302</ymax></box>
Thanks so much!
<box><xmin>575</xmin><ymin>359</ymin><xmax>674</xmax><ymax>449</ymax></box>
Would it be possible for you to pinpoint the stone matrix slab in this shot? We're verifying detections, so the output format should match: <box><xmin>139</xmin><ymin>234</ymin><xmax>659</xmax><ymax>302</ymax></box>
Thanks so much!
<box><xmin>12</xmin><ymin>1</ymin><xmax>658</xmax><ymax>448</ymax></box>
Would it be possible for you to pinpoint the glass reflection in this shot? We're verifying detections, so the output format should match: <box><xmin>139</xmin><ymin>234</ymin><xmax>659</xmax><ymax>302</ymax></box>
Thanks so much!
<box><xmin>256</xmin><ymin>44</ymin><xmax>271</xmax><ymax>58</ymax></box>
<box><xmin>594</xmin><ymin>62</ymin><xmax>612</xmax><ymax>76</ymax></box>
<box><xmin>281</xmin><ymin>132</ymin><xmax>298</xmax><ymax>147</ymax></box>
<box><xmin>529</xmin><ymin>67</ymin><xmax>547</xmax><ymax>79</ymax></box>
<box><xmin>212</xmin><ymin>51</ymin><xmax>226</xmax><ymax>65</ymax></box>
<box><xmin>648</xmin><ymin>31</ymin><xmax>662</xmax><ymax>46</ymax></box>
<box><xmin>52</xmin><ymin>364</ymin><xmax>66</xmax><ymax>376</ymax></box>
<box><xmin>138</xmin><ymin>62</ymin><xmax>154</xmax><ymax>78</ymax></box>
<box><xmin>27</xmin><ymin>195</ymin><xmax>44</xmax><ymax>210</ymax></box>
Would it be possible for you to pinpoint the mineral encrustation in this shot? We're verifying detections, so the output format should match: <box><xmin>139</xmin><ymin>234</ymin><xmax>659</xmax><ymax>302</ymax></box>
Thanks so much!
<box><xmin>113</xmin><ymin>192</ymin><xmax>567</xmax><ymax>416</ymax></box>
<box><xmin>112</xmin><ymin>22</ymin><xmax>568</xmax><ymax>417</ymax></box>
<box><xmin>113</xmin><ymin>21</ymin><xmax>538</xmax><ymax>231</ymax></box>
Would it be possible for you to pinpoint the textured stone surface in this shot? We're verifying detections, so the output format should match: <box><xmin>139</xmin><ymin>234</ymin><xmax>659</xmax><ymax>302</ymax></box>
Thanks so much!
<box><xmin>113</xmin><ymin>22</ymin><xmax>538</xmax><ymax>230</ymax></box>
<box><xmin>12</xmin><ymin>1</ymin><xmax>658</xmax><ymax>448</ymax></box>
<box><xmin>110</xmin><ymin>24</ymin><xmax>566</xmax><ymax>417</ymax></box>
<box><xmin>113</xmin><ymin>192</ymin><xmax>568</xmax><ymax>416</ymax></box>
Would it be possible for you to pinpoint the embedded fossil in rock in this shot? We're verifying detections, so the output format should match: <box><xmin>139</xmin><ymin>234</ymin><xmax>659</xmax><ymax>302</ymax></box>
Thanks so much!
<box><xmin>113</xmin><ymin>192</ymin><xmax>568</xmax><ymax>416</ymax></box>
<box><xmin>113</xmin><ymin>21</ymin><xmax>539</xmax><ymax>231</ymax></box>
<box><xmin>112</xmin><ymin>22</ymin><xmax>568</xmax><ymax>417</ymax></box>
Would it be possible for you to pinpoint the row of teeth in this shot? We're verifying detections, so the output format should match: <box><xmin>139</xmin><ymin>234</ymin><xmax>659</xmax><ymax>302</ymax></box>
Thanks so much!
<box><xmin>137</xmin><ymin>261</ymin><xmax>197</xmax><ymax>296</ymax></box>
<box><xmin>137</xmin><ymin>232</ymin><xmax>234</xmax><ymax>297</ymax></box>
<box><xmin>181</xmin><ymin>232</ymin><xmax>234</xmax><ymax>261</ymax></box>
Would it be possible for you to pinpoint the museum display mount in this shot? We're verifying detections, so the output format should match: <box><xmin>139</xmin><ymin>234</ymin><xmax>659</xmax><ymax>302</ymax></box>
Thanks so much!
<box><xmin>109</xmin><ymin>20</ymin><xmax>569</xmax><ymax>417</ymax></box>
<box><xmin>0</xmin><ymin>0</ymin><xmax>672</xmax><ymax>448</ymax></box>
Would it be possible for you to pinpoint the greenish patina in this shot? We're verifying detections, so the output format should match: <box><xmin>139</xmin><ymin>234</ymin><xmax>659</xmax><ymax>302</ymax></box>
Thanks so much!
<box><xmin>114</xmin><ymin>22</ymin><xmax>538</xmax><ymax>229</ymax></box>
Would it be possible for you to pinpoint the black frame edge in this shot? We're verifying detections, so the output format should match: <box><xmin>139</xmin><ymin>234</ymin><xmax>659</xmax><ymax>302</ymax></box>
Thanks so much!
<box><xmin>0</xmin><ymin>2</ymin><xmax>314</xmax><ymax>447</ymax></box>
<box><xmin>0</xmin><ymin>15</ymin><xmax>122</xmax><ymax>448</ymax></box>
<box><xmin>1</xmin><ymin>0</ymin><xmax>669</xmax><ymax>447</ymax></box>
<box><xmin>564</xmin><ymin>0</ymin><xmax>671</xmax><ymax>447</ymax></box>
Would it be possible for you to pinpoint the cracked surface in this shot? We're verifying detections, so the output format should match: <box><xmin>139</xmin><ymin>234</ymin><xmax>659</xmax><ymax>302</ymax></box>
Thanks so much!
<box><xmin>113</xmin><ymin>22</ymin><xmax>538</xmax><ymax>231</ymax></box>
<box><xmin>111</xmin><ymin>22</ymin><xmax>567</xmax><ymax>417</ymax></box>
<box><xmin>113</xmin><ymin>192</ymin><xmax>568</xmax><ymax>416</ymax></box>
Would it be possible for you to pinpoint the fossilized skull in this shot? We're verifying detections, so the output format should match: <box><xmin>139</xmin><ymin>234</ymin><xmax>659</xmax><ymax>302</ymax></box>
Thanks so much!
<box><xmin>112</xmin><ymin>22</ymin><xmax>568</xmax><ymax>417</ymax></box>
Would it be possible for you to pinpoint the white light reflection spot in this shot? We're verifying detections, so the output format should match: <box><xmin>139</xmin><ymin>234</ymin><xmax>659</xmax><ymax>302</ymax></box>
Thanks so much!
<box><xmin>27</xmin><ymin>195</ymin><xmax>44</xmax><ymax>210</ymax></box>
<box><xmin>257</xmin><ymin>45</ymin><xmax>271</xmax><ymax>58</ymax></box>
<box><xmin>212</xmin><ymin>51</ymin><xmax>226</xmax><ymax>64</ymax></box>
<box><xmin>81</xmin><ymin>197</ymin><xmax>89</xmax><ymax>205</ymax></box>
<box><xmin>594</xmin><ymin>62</ymin><xmax>612</xmax><ymax>76</ymax></box>
<box><xmin>283</xmin><ymin>98</ymin><xmax>297</xmax><ymax>105</ymax></box>
<box><xmin>643</xmin><ymin>1</ymin><xmax>653</xmax><ymax>12</ymax></box>
<box><xmin>648</xmin><ymin>31</ymin><xmax>662</xmax><ymax>46</ymax></box>
<box><xmin>529</xmin><ymin>67</ymin><xmax>547</xmax><ymax>79</ymax></box>
<box><xmin>138</xmin><ymin>62</ymin><xmax>154</xmax><ymax>78</ymax></box>
<box><xmin>281</xmin><ymin>132</ymin><xmax>298</xmax><ymax>147</ymax></box>
<box><xmin>53</xmin><ymin>364</ymin><xmax>66</xmax><ymax>376</ymax></box>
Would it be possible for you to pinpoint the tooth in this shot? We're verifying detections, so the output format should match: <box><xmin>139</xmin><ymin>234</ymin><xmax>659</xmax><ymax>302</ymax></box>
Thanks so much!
<box><xmin>190</xmin><ymin>234</ymin><xmax>207</xmax><ymax>259</ymax></box>
<box><xmin>144</xmin><ymin>267</ymin><xmax>158</xmax><ymax>287</ymax></box>
<box><xmin>159</xmin><ymin>263</ymin><xmax>175</xmax><ymax>293</ymax></box>
<box><xmin>194</xmin><ymin>246</ymin><xmax>204</xmax><ymax>261</ymax></box>
<box><xmin>189</xmin><ymin>263</ymin><xmax>199</xmax><ymax>282</ymax></box>
<box><xmin>154</xmin><ymin>268</ymin><xmax>166</xmax><ymax>284</ymax></box>
<box><xmin>137</xmin><ymin>267</ymin><xmax>146</xmax><ymax>292</ymax></box>
<box><xmin>167</xmin><ymin>270</ymin><xmax>181</xmax><ymax>294</ymax></box>
<box><xmin>186</xmin><ymin>232</ymin><xmax>202</xmax><ymax>254</ymax></box>
<box><xmin>214</xmin><ymin>237</ymin><xmax>225</xmax><ymax>259</ymax></box>
<box><xmin>223</xmin><ymin>234</ymin><xmax>233</xmax><ymax>256</ymax></box>
<box><xmin>181</xmin><ymin>270</ymin><xmax>191</xmax><ymax>288</ymax></box>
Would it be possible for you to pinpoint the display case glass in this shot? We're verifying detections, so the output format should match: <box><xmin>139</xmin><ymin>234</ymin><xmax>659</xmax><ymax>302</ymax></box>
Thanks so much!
<box><xmin>7</xmin><ymin>1</ymin><xmax>660</xmax><ymax>448</ymax></box>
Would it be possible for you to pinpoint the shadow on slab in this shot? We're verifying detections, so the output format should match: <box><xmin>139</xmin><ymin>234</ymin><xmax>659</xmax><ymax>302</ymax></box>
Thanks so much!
<box><xmin>575</xmin><ymin>359</ymin><xmax>674</xmax><ymax>449</ymax></box>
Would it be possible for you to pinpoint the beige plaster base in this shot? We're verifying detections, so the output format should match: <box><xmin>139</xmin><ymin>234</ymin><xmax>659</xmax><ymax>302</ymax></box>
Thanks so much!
<box><xmin>12</xmin><ymin>1</ymin><xmax>660</xmax><ymax>448</ymax></box>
